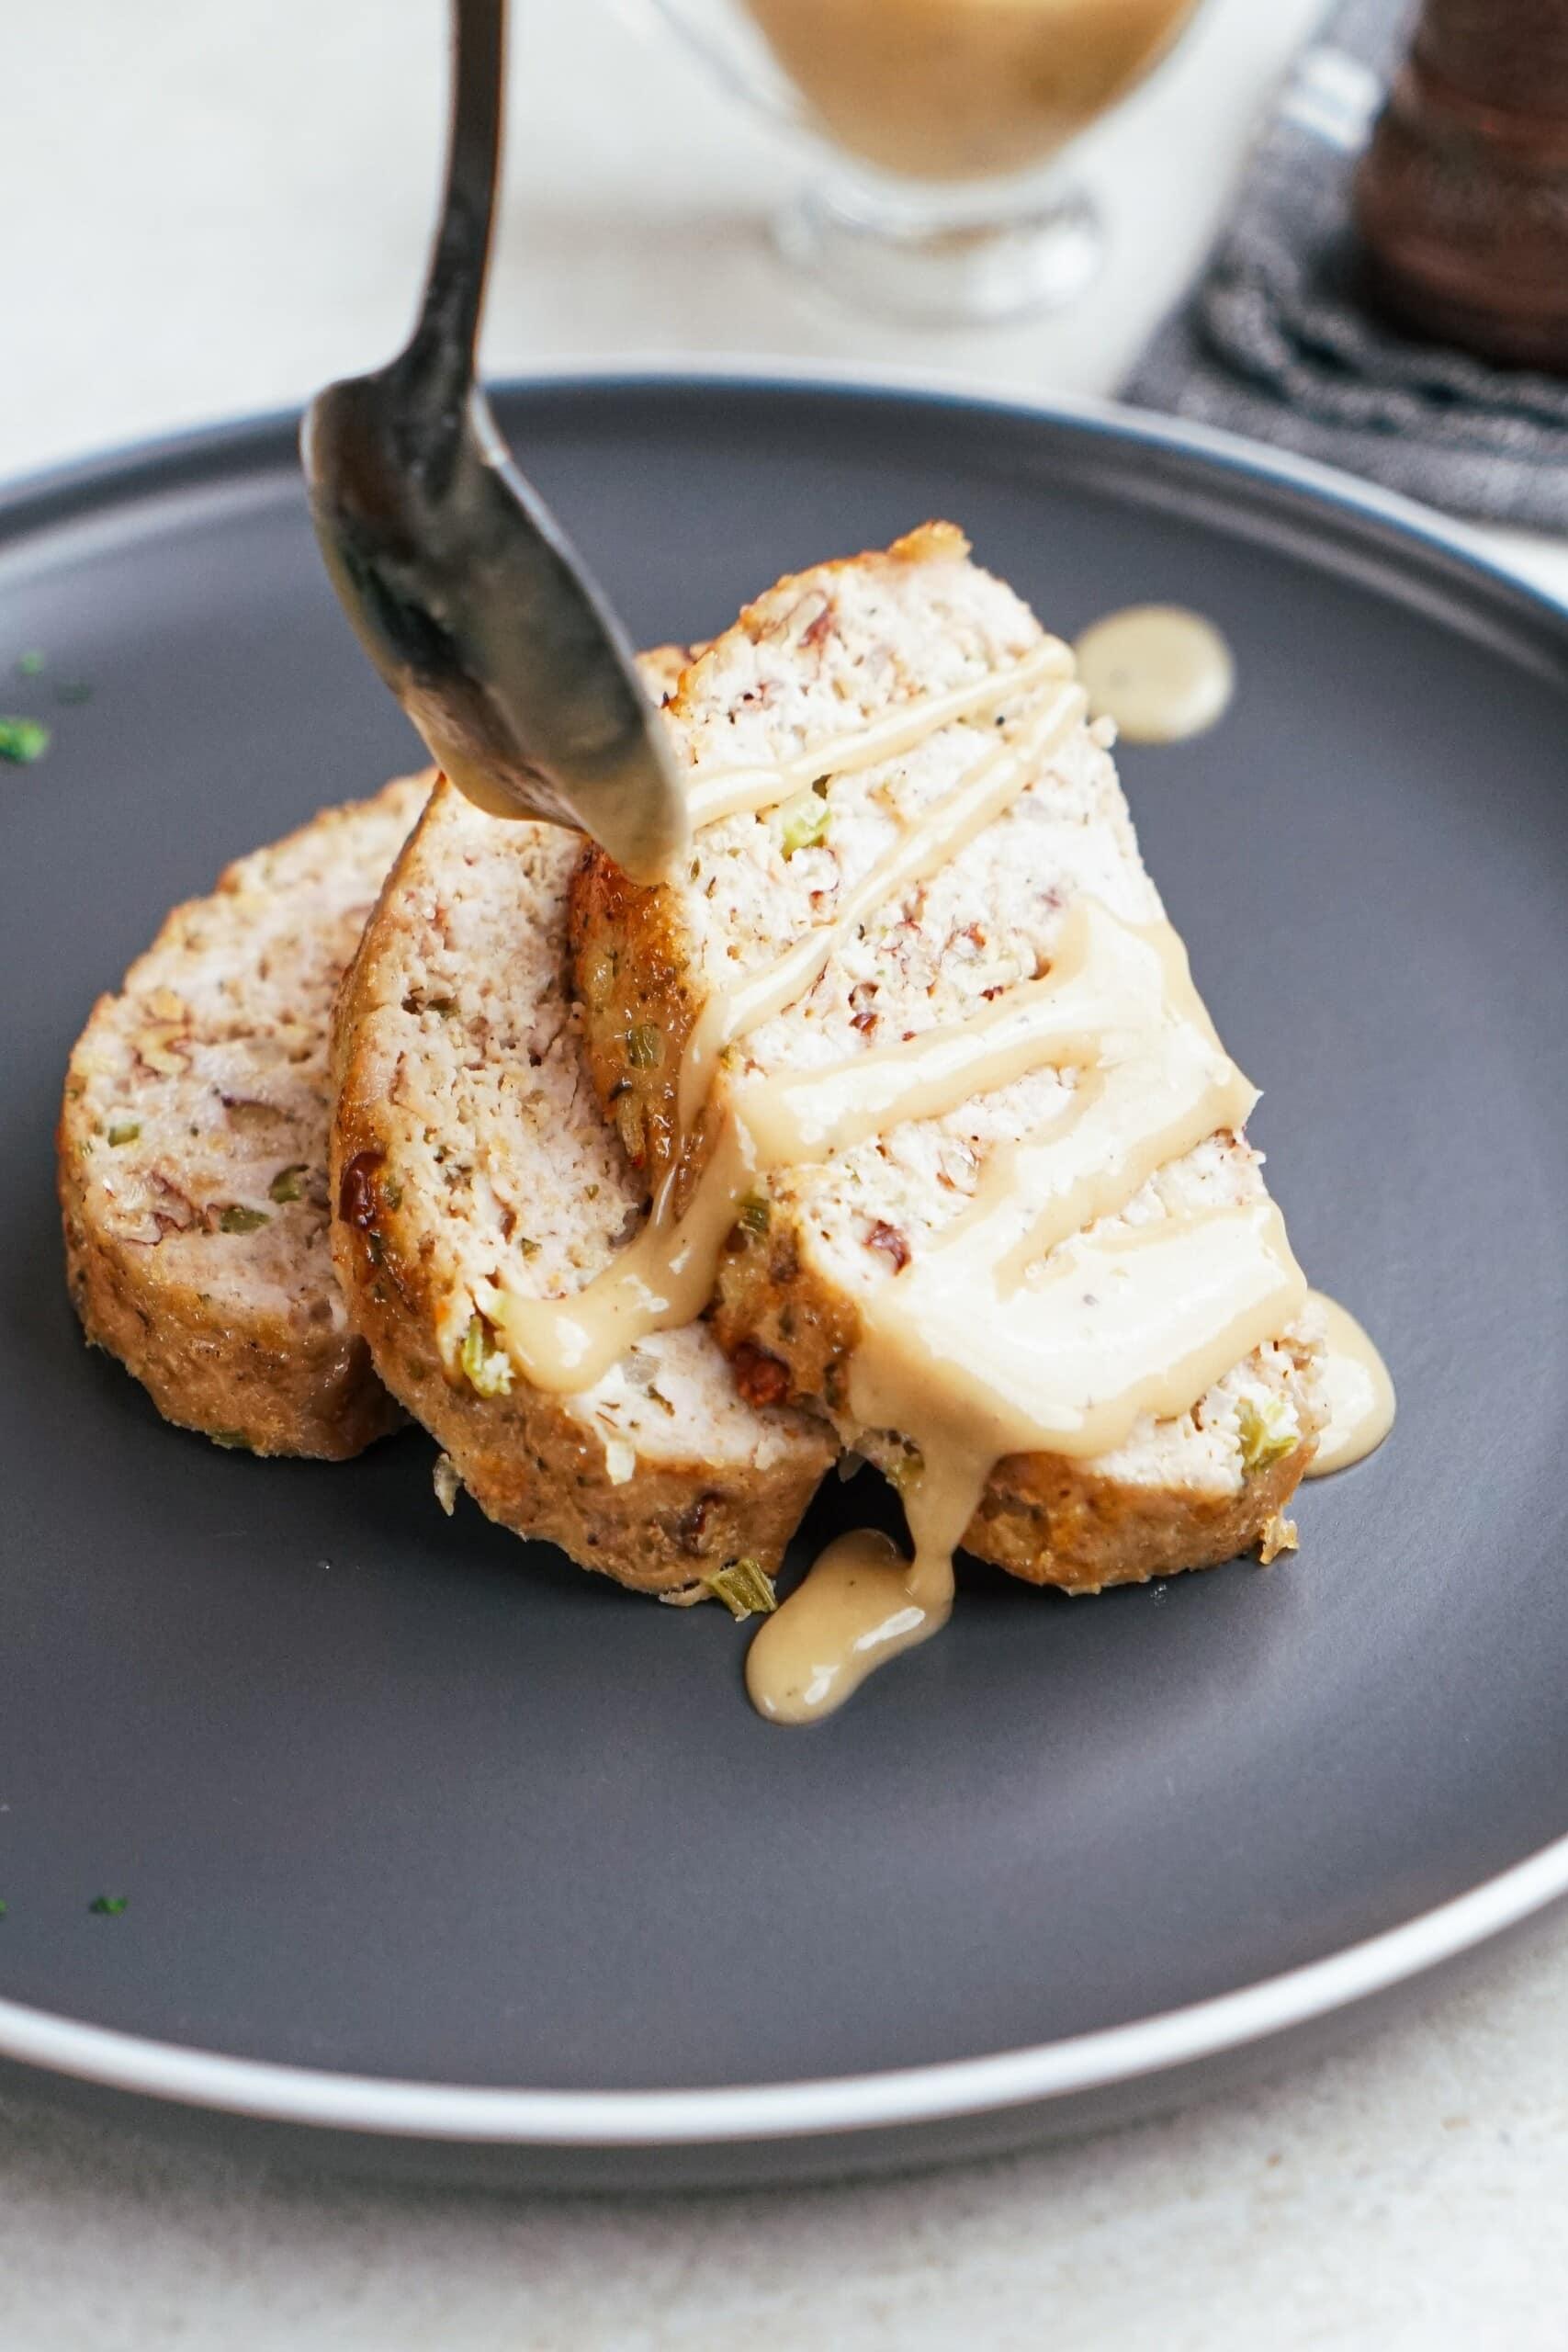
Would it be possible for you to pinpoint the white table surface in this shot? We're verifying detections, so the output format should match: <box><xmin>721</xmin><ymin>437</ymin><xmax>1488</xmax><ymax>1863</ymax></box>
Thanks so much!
<box><xmin>6</xmin><ymin>5</ymin><xmax>1568</xmax><ymax>2344</ymax></box>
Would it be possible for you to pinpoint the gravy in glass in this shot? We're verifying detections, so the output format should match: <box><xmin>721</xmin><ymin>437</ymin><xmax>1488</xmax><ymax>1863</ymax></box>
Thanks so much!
<box><xmin>743</xmin><ymin>0</ymin><xmax>1201</xmax><ymax>183</ymax></box>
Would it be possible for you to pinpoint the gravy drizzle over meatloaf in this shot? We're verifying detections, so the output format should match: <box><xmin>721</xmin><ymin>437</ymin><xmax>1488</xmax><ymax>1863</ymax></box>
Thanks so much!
<box><xmin>555</xmin><ymin>524</ymin><xmax>1328</xmax><ymax>1717</ymax></box>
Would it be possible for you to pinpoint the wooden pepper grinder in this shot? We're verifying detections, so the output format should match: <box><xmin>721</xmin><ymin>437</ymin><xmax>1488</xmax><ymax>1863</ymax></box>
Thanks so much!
<box><xmin>1353</xmin><ymin>0</ymin><xmax>1568</xmax><ymax>371</ymax></box>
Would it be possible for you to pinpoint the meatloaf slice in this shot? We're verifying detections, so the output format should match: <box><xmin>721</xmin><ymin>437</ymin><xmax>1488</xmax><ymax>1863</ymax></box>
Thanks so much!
<box><xmin>570</xmin><ymin>526</ymin><xmax>1323</xmax><ymax>1592</ymax></box>
<box><xmin>331</xmin><ymin>774</ymin><xmax>834</xmax><ymax>1598</ymax></box>
<box><xmin>59</xmin><ymin>773</ymin><xmax>429</xmax><ymax>1458</ymax></box>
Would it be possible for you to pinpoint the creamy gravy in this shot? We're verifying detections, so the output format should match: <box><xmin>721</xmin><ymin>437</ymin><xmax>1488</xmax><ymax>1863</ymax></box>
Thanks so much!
<box><xmin>472</xmin><ymin>613</ymin><xmax>1373</xmax><ymax>1723</ymax></box>
<box><xmin>1304</xmin><ymin>1291</ymin><xmax>1396</xmax><ymax>1476</ymax></box>
<box><xmin>677</xmin><ymin>676</ymin><xmax>1084</xmax><ymax>1129</ymax></box>
<box><xmin>746</xmin><ymin>1530</ymin><xmax>946</xmax><ymax>1724</ymax></box>
<box><xmin>1074</xmin><ymin>605</ymin><xmax>1235</xmax><ymax>744</ymax></box>
<box><xmin>685</xmin><ymin>643</ymin><xmax>1069</xmax><ymax>832</ymax></box>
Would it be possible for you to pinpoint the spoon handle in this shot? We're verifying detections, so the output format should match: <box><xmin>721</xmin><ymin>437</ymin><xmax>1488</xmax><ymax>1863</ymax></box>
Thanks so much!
<box><xmin>398</xmin><ymin>0</ymin><xmax>505</xmax><ymax>437</ymax></box>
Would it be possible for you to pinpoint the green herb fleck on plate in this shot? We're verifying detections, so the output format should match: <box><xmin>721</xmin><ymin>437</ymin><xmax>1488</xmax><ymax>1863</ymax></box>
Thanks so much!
<box><xmin>89</xmin><ymin>1894</ymin><xmax>129</xmax><ymax>1917</ymax></box>
<box><xmin>17</xmin><ymin>650</ymin><xmax>44</xmax><ymax>676</ymax></box>
<box><xmin>0</xmin><ymin>716</ymin><xmax>50</xmax><ymax>764</ymax></box>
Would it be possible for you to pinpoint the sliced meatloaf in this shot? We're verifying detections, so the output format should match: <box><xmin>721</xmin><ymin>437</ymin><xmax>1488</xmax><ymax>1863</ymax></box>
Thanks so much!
<box><xmin>59</xmin><ymin>774</ymin><xmax>429</xmax><ymax>1458</ymax></box>
<box><xmin>570</xmin><ymin>526</ymin><xmax>1324</xmax><ymax>1592</ymax></box>
<box><xmin>330</xmin><ymin>774</ymin><xmax>834</xmax><ymax>1597</ymax></box>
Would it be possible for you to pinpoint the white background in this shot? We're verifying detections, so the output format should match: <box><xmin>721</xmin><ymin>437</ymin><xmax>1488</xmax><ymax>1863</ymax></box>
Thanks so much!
<box><xmin>6</xmin><ymin>3</ymin><xmax>1568</xmax><ymax>2343</ymax></box>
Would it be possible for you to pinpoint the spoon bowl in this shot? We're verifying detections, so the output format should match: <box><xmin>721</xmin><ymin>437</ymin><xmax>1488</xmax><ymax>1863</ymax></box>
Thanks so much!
<box><xmin>301</xmin><ymin>0</ymin><xmax>687</xmax><ymax>882</ymax></box>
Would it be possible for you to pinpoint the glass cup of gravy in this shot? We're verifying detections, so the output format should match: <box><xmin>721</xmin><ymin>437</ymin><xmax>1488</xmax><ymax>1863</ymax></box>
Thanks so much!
<box><xmin>646</xmin><ymin>0</ymin><xmax>1204</xmax><ymax>323</ymax></box>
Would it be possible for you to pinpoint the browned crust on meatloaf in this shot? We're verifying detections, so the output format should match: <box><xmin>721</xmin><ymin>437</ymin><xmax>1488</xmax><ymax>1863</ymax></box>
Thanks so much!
<box><xmin>59</xmin><ymin>1192</ymin><xmax>398</xmax><ymax>1459</ymax></box>
<box><xmin>331</xmin><ymin>779</ymin><xmax>833</xmax><ymax>1598</ymax></box>
<box><xmin>568</xmin><ymin>639</ymin><xmax>712</xmax><ymax>1193</ymax></box>
<box><xmin>570</xmin><ymin>847</ymin><xmax>705</xmax><ymax>1194</ymax></box>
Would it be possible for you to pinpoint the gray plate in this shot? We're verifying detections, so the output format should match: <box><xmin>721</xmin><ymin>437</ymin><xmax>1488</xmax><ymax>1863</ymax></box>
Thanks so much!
<box><xmin>3</xmin><ymin>373</ymin><xmax>1567</xmax><ymax>2191</ymax></box>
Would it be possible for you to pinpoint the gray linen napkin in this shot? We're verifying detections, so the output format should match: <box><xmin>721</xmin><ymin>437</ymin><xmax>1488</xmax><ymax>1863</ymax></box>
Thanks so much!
<box><xmin>1123</xmin><ymin>0</ymin><xmax>1568</xmax><ymax>526</ymax></box>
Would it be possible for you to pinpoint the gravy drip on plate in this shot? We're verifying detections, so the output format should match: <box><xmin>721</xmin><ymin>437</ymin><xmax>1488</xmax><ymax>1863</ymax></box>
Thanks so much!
<box><xmin>747</xmin><ymin>1529</ymin><xmax>941</xmax><ymax>1724</ymax></box>
<box><xmin>1303</xmin><ymin>1291</ymin><xmax>1395</xmax><ymax>1475</ymax></box>
<box><xmin>475</xmin><ymin>625</ymin><xmax>1372</xmax><ymax>1722</ymax></box>
<box><xmin>1074</xmin><ymin>605</ymin><xmax>1235</xmax><ymax>744</ymax></box>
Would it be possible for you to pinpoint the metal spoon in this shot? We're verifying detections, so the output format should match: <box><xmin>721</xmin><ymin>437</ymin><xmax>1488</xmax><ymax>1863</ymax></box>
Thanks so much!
<box><xmin>300</xmin><ymin>0</ymin><xmax>688</xmax><ymax>884</ymax></box>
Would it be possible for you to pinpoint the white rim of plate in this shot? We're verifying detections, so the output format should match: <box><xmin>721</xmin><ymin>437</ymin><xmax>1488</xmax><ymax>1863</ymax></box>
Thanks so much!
<box><xmin>3</xmin><ymin>358</ymin><xmax>1565</xmax><ymax>2151</ymax></box>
